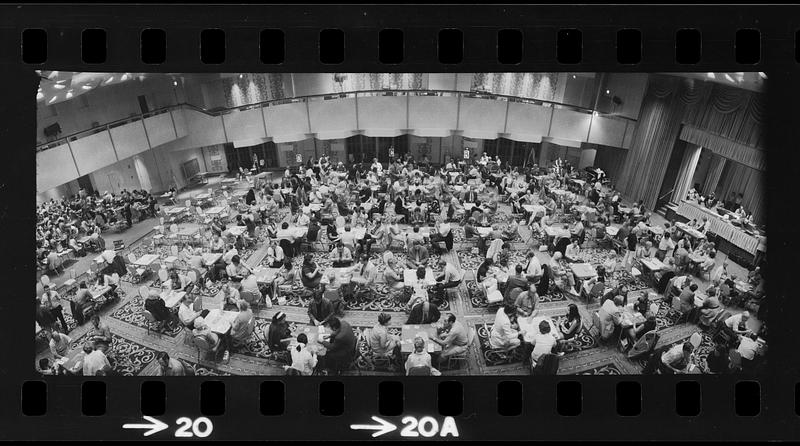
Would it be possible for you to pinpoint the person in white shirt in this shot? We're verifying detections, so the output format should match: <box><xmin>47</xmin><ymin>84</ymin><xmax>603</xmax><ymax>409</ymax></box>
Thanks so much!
<box><xmin>725</xmin><ymin>311</ymin><xmax>752</xmax><ymax>336</ymax></box>
<box><xmin>178</xmin><ymin>295</ymin><xmax>209</xmax><ymax>330</ymax></box>
<box><xmin>265</xmin><ymin>240</ymin><xmax>285</xmax><ymax>268</ymax></box>
<box><xmin>82</xmin><ymin>343</ymin><xmax>111</xmax><ymax>376</ymax></box>
<box><xmin>435</xmin><ymin>259</ymin><xmax>463</xmax><ymax>290</ymax></box>
<box><xmin>523</xmin><ymin>251</ymin><xmax>542</xmax><ymax>282</ymax></box>
<box><xmin>530</xmin><ymin>320</ymin><xmax>559</xmax><ymax>364</ymax></box>
<box><xmin>370</xmin><ymin>158</ymin><xmax>383</xmax><ymax>173</ymax></box>
<box><xmin>565</xmin><ymin>239</ymin><xmax>581</xmax><ymax>261</ymax></box>
<box><xmin>736</xmin><ymin>333</ymin><xmax>761</xmax><ymax>368</ymax></box>
<box><xmin>489</xmin><ymin>305</ymin><xmax>522</xmax><ymax>350</ymax></box>
<box><xmin>286</xmin><ymin>333</ymin><xmax>318</xmax><ymax>376</ymax></box>
<box><xmin>710</xmin><ymin>260</ymin><xmax>729</xmax><ymax>283</ymax></box>
<box><xmin>339</xmin><ymin>225</ymin><xmax>357</xmax><ymax>251</ymax></box>
<box><xmin>404</xmin><ymin>337</ymin><xmax>440</xmax><ymax>376</ymax></box>
<box><xmin>48</xmin><ymin>331</ymin><xmax>72</xmax><ymax>359</ymax></box>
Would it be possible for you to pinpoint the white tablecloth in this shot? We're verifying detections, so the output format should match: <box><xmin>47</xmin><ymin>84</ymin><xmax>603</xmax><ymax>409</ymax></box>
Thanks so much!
<box><xmin>676</xmin><ymin>201</ymin><xmax>760</xmax><ymax>255</ymax></box>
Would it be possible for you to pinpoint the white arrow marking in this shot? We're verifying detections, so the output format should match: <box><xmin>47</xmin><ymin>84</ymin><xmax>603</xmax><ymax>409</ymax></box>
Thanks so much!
<box><xmin>350</xmin><ymin>416</ymin><xmax>397</xmax><ymax>438</ymax></box>
<box><xmin>122</xmin><ymin>416</ymin><xmax>169</xmax><ymax>437</ymax></box>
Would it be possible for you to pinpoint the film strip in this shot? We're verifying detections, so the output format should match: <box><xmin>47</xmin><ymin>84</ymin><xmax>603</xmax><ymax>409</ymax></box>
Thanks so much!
<box><xmin>2</xmin><ymin>3</ymin><xmax>798</xmax><ymax>442</ymax></box>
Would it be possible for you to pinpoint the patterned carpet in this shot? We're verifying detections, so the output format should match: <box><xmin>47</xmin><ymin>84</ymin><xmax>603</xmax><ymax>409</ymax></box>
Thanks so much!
<box><xmin>654</xmin><ymin>300</ymin><xmax>683</xmax><ymax>330</ymax></box>
<box><xmin>69</xmin><ymin>332</ymin><xmax>157</xmax><ymax>376</ymax></box>
<box><xmin>465</xmin><ymin>281</ymin><xmax>569</xmax><ymax>313</ymax></box>
<box><xmin>636</xmin><ymin>332</ymin><xmax>716</xmax><ymax>374</ymax></box>
<box><xmin>569</xmin><ymin>361</ymin><xmax>624</xmax><ymax>375</ymax></box>
<box><xmin>273</xmin><ymin>282</ymin><xmax>450</xmax><ymax>313</ymax></box>
<box><xmin>475</xmin><ymin>316</ymin><xmax>597</xmax><ymax>367</ymax></box>
<box><xmin>181</xmin><ymin>359</ymin><xmax>233</xmax><ymax>376</ymax></box>
<box><xmin>109</xmin><ymin>296</ymin><xmax>183</xmax><ymax>337</ymax></box>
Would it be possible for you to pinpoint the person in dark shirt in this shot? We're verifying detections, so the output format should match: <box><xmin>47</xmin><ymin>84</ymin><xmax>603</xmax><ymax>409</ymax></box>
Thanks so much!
<box><xmin>307</xmin><ymin>290</ymin><xmax>333</xmax><ymax>326</ymax></box>
<box><xmin>144</xmin><ymin>291</ymin><xmax>174</xmax><ymax>330</ymax></box>
<box><xmin>245</xmin><ymin>188</ymin><xmax>256</xmax><ymax>206</ymax></box>
<box><xmin>706</xmin><ymin>343</ymin><xmax>730</xmax><ymax>374</ymax></box>
<box><xmin>266</xmin><ymin>311</ymin><xmax>293</xmax><ymax>354</ymax></box>
<box><xmin>307</xmin><ymin>218</ymin><xmax>321</xmax><ymax>243</ymax></box>
<box><xmin>319</xmin><ymin>317</ymin><xmax>357</xmax><ymax>374</ymax></box>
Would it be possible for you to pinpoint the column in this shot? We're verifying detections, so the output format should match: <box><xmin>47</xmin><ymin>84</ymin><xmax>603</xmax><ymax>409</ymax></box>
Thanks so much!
<box><xmin>672</xmin><ymin>143</ymin><xmax>702</xmax><ymax>203</ymax></box>
<box><xmin>703</xmin><ymin>154</ymin><xmax>727</xmax><ymax>196</ymax></box>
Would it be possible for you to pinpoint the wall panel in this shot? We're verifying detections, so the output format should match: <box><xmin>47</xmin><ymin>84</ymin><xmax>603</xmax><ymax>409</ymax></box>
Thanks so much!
<box><xmin>505</xmin><ymin>102</ymin><xmax>552</xmax><ymax>142</ymax></box>
<box><xmin>143</xmin><ymin>112</ymin><xmax>177</xmax><ymax>148</ymax></box>
<box><xmin>222</xmin><ymin>108</ymin><xmax>267</xmax><ymax>142</ymax></box>
<box><xmin>70</xmin><ymin>131</ymin><xmax>117</xmax><ymax>175</ymax></box>
<box><xmin>111</xmin><ymin>121</ymin><xmax>150</xmax><ymax>160</ymax></box>
<box><xmin>36</xmin><ymin>144</ymin><xmax>79</xmax><ymax>193</ymax></box>
<box><xmin>458</xmin><ymin>97</ymin><xmax>506</xmax><ymax>140</ymax></box>
<box><xmin>549</xmin><ymin>108</ymin><xmax>592</xmax><ymax>142</ymax></box>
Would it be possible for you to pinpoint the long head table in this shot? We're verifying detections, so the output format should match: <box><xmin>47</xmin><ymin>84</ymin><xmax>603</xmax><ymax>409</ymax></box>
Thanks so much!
<box><xmin>676</xmin><ymin>201</ymin><xmax>761</xmax><ymax>255</ymax></box>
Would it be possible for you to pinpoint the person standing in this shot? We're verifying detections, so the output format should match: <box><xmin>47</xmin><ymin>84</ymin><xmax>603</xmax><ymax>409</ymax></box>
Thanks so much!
<box><xmin>40</xmin><ymin>285</ymin><xmax>69</xmax><ymax>333</ymax></box>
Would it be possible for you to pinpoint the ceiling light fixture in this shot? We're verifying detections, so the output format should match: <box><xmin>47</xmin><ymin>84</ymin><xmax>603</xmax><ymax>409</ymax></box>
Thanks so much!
<box><xmin>47</xmin><ymin>71</ymin><xmax>59</xmax><ymax>79</ymax></box>
<box><xmin>104</xmin><ymin>76</ymin><xmax>114</xmax><ymax>84</ymax></box>
<box><xmin>173</xmin><ymin>80</ymin><xmax>178</xmax><ymax>86</ymax></box>
<box><xmin>36</xmin><ymin>92</ymin><xmax>44</xmax><ymax>100</ymax></box>
<box><xmin>758</xmin><ymin>72</ymin><xmax>767</xmax><ymax>80</ymax></box>
<box><xmin>605</xmin><ymin>89</ymin><xmax>610</xmax><ymax>94</ymax></box>
<box><xmin>65</xmin><ymin>90</ymin><xmax>73</xmax><ymax>99</ymax></box>
<box><xmin>239</xmin><ymin>74</ymin><xmax>244</xmax><ymax>79</ymax></box>
<box><xmin>48</xmin><ymin>96</ymin><xmax>57</xmax><ymax>104</ymax></box>
<box><xmin>120</xmin><ymin>73</ymin><xmax>129</xmax><ymax>81</ymax></box>
<box><xmin>706</xmin><ymin>72</ymin><xmax>716</xmax><ymax>79</ymax></box>
<box><xmin>572</xmin><ymin>75</ymin><xmax>576</xmax><ymax>79</ymax></box>
<box><xmin>82</xmin><ymin>85</ymin><xmax>92</xmax><ymax>90</ymax></box>
<box><xmin>723</xmin><ymin>73</ymin><xmax>735</xmax><ymax>83</ymax></box>
<box><xmin>53</xmin><ymin>84</ymin><xmax>66</xmax><ymax>90</ymax></box>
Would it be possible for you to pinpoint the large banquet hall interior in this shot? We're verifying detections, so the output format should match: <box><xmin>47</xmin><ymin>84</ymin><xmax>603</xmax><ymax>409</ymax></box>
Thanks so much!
<box><xmin>35</xmin><ymin>72</ymin><xmax>767</xmax><ymax>376</ymax></box>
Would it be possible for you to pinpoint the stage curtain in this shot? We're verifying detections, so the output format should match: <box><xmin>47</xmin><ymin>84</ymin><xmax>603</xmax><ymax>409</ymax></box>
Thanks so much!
<box><xmin>617</xmin><ymin>77</ymin><xmax>697</xmax><ymax>210</ymax></box>
<box><xmin>593</xmin><ymin>145</ymin><xmax>628</xmax><ymax>183</ymax></box>
<box><xmin>715</xmin><ymin>161</ymin><xmax>765</xmax><ymax>225</ymax></box>
<box><xmin>686</xmin><ymin>83</ymin><xmax>765</xmax><ymax>149</ymax></box>
<box><xmin>673</xmin><ymin>143</ymin><xmax>702</xmax><ymax>203</ymax></box>
<box><xmin>680</xmin><ymin>125</ymin><xmax>765</xmax><ymax>171</ymax></box>
<box><xmin>703</xmin><ymin>155</ymin><xmax>726</xmax><ymax>196</ymax></box>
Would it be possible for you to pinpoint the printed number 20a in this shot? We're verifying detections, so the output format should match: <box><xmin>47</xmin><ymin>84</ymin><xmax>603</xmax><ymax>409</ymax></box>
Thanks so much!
<box><xmin>400</xmin><ymin>416</ymin><xmax>459</xmax><ymax>437</ymax></box>
<box><xmin>175</xmin><ymin>417</ymin><xmax>213</xmax><ymax>438</ymax></box>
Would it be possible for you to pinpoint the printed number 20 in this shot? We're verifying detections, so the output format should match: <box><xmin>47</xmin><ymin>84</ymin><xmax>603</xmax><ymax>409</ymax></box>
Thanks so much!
<box><xmin>175</xmin><ymin>417</ymin><xmax>213</xmax><ymax>438</ymax></box>
<box><xmin>400</xmin><ymin>416</ymin><xmax>459</xmax><ymax>437</ymax></box>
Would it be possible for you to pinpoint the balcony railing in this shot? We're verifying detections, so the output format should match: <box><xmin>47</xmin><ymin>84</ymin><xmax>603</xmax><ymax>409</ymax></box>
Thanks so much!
<box><xmin>37</xmin><ymin>89</ymin><xmax>638</xmax><ymax>153</ymax></box>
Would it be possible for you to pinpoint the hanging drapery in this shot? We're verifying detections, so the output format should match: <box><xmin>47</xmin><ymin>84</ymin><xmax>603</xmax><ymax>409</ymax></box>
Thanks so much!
<box><xmin>593</xmin><ymin>146</ymin><xmax>628</xmax><ymax>182</ymax></box>
<box><xmin>680</xmin><ymin>125</ymin><xmax>765</xmax><ymax>171</ymax></box>
<box><xmin>673</xmin><ymin>143</ymin><xmax>702</xmax><ymax>203</ymax></box>
<box><xmin>617</xmin><ymin>77</ymin><xmax>690</xmax><ymax>210</ymax></box>
<box><xmin>703</xmin><ymin>155</ymin><xmax>726</xmax><ymax>196</ymax></box>
<box><xmin>685</xmin><ymin>83</ymin><xmax>765</xmax><ymax>148</ymax></box>
<box><xmin>715</xmin><ymin>161</ymin><xmax>766</xmax><ymax>225</ymax></box>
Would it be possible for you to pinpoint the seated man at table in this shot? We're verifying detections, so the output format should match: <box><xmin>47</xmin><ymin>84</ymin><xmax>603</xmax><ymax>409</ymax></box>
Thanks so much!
<box><xmin>679</xmin><ymin>283</ymin><xmax>699</xmax><ymax>316</ymax></box>
<box><xmin>724</xmin><ymin>311</ymin><xmax>752</xmax><ymax>336</ymax></box>
<box><xmin>192</xmin><ymin>316</ymin><xmax>228</xmax><ymax>361</ymax></box>
<box><xmin>157</xmin><ymin>351</ymin><xmax>186</xmax><ymax>376</ymax></box>
<box><xmin>86</xmin><ymin>315</ymin><xmax>112</xmax><ymax>352</ymax></box>
<box><xmin>266</xmin><ymin>311</ymin><xmax>293</xmax><ymax>360</ymax></box>
<box><xmin>226</xmin><ymin>255</ymin><xmax>252</xmax><ymax>290</ymax></box>
<box><xmin>515</xmin><ymin>284</ymin><xmax>539</xmax><ymax>317</ymax></box>
<box><xmin>523</xmin><ymin>250</ymin><xmax>543</xmax><ymax>283</ymax></box>
<box><xmin>71</xmin><ymin>281</ymin><xmax>94</xmax><ymax>326</ymax></box>
<box><xmin>179</xmin><ymin>295</ymin><xmax>210</xmax><ymax>330</ymax></box>
<box><xmin>329</xmin><ymin>242</ymin><xmax>353</xmax><ymax>267</ymax></box>
<box><xmin>659</xmin><ymin>341</ymin><xmax>694</xmax><ymax>374</ymax></box>
<box><xmin>277</xmin><ymin>222</ymin><xmax>302</xmax><ymax>254</ymax></box>
<box><xmin>406</xmin><ymin>240</ymin><xmax>429</xmax><ymax>269</ymax></box>
<box><xmin>307</xmin><ymin>289</ymin><xmax>334</xmax><ymax>326</ymax></box>
<box><xmin>339</xmin><ymin>224</ymin><xmax>357</xmax><ymax>252</ymax></box>
<box><xmin>406</xmin><ymin>224</ymin><xmax>426</xmax><ymax>247</ymax></box>
<box><xmin>430</xmin><ymin>313</ymin><xmax>469</xmax><ymax>368</ymax></box>
<box><xmin>319</xmin><ymin>316</ymin><xmax>357</xmax><ymax>375</ymax></box>
<box><xmin>597</xmin><ymin>296</ymin><xmax>624</xmax><ymax>341</ymax></box>
<box><xmin>698</xmin><ymin>289</ymin><xmax>724</xmax><ymax>329</ymax></box>
<box><xmin>82</xmin><ymin>342</ymin><xmax>112</xmax><ymax>376</ymax></box>
<box><xmin>145</xmin><ymin>291</ymin><xmax>175</xmax><ymax>331</ymax></box>
<box><xmin>489</xmin><ymin>305</ymin><xmax>522</xmax><ymax>351</ymax></box>
<box><xmin>265</xmin><ymin>240</ymin><xmax>285</xmax><ymax>268</ymax></box>
<box><xmin>564</xmin><ymin>239</ymin><xmax>581</xmax><ymax>261</ymax></box>
<box><xmin>530</xmin><ymin>320</ymin><xmax>561</xmax><ymax>366</ymax></box>
<box><xmin>48</xmin><ymin>331</ymin><xmax>72</xmax><ymax>360</ymax></box>
<box><xmin>351</xmin><ymin>254</ymin><xmax>378</xmax><ymax>291</ymax></box>
<box><xmin>404</xmin><ymin>337</ymin><xmax>441</xmax><ymax>376</ymax></box>
<box><xmin>549</xmin><ymin>252</ymin><xmax>577</xmax><ymax>295</ymax></box>
<box><xmin>431</xmin><ymin>258</ymin><xmax>463</xmax><ymax>296</ymax></box>
<box><xmin>301</xmin><ymin>254</ymin><xmax>324</xmax><ymax>290</ymax></box>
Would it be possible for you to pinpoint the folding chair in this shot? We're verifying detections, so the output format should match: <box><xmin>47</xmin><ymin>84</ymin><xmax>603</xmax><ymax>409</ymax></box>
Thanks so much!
<box><xmin>193</xmin><ymin>335</ymin><xmax>228</xmax><ymax>364</ymax></box>
<box><xmin>142</xmin><ymin>310</ymin><xmax>163</xmax><ymax>337</ymax></box>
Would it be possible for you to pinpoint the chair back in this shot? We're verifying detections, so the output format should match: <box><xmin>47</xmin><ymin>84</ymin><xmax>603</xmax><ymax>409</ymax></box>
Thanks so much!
<box><xmin>158</xmin><ymin>268</ymin><xmax>169</xmax><ymax>283</ymax></box>
<box><xmin>506</xmin><ymin>287</ymin><xmax>523</xmax><ymax>305</ymax></box>
<box><xmin>193</xmin><ymin>335</ymin><xmax>212</xmax><ymax>352</ymax></box>
<box><xmin>408</xmin><ymin>366</ymin><xmax>432</xmax><ymax>376</ymax></box>
<box><xmin>40</xmin><ymin>275</ymin><xmax>50</xmax><ymax>286</ymax></box>
<box><xmin>142</xmin><ymin>310</ymin><xmax>157</xmax><ymax>324</ymax></box>
<box><xmin>671</xmin><ymin>295</ymin><xmax>682</xmax><ymax>312</ymax></box>
<box><xmin>128</xmin><ymin>253</ymin><xmax>137</xmax><ymax>263</ymax></box>
<box><xmin>690</xmin><ymin>332</ymin><xmax>703</xmax><ymax>349</ymax></box>
<box><xmin>111</xmin><ymin>273</ymin><xmax>120</xmax><ymax>285</ymax></box>
<box><xmin>240</xmin><ymin>291</ymin><xmax>258</xmax><ymax>306</ymax></box>
<box><xmin>139</xmin><ymin>285</ymin><xmax>150</xmax><ymax>299</ymax></box>
<box><xmin>465</xmin><ymin>327</ymin><xmax>476</xmax><ymax>347</ymax></box>
<box><xmin>187</xmin><ymin>270</ymin><xmax>197</xmax><ymax>284</ymax></box>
